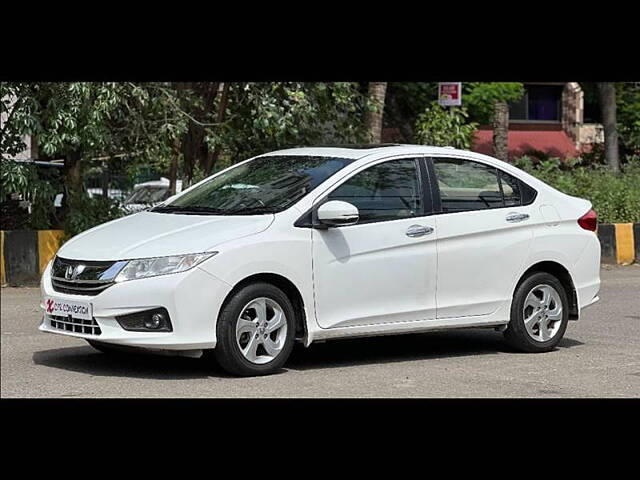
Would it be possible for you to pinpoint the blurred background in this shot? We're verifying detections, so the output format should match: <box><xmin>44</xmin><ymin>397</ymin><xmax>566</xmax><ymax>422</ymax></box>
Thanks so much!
<box><xmin>1</xmin><ymin>82</ymin><xmax>638</xmax><ymax>240</ymax></box>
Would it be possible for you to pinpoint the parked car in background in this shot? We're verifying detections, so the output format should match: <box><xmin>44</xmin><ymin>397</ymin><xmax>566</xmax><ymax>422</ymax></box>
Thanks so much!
<box><xmin>40</xmin><ymin>145</ymin><xmax>601</xmax><ymax>376</ymax></box>
<box><xmin>123</xmin><ymin>177</ymin><xmax>183</xmax><ymax>213</ymax></box>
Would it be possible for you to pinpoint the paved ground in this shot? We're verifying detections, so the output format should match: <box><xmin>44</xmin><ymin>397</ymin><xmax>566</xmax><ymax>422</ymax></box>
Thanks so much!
<box><xmin>2</xmin><ymin>265</ymin><xmax>639</xmax><ymax>398</ymax></box>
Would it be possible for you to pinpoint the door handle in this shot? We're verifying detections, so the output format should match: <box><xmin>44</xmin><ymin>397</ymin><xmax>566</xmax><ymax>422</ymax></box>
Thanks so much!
<box><xmin>506</xmin><ymin>213</ymin><xmax>530</xmax><ymax>223</ymax></box>
<box><xmin>406</xmin><ymin>225</ymin><xmax>434</xmax><ymax>237</ymax></box>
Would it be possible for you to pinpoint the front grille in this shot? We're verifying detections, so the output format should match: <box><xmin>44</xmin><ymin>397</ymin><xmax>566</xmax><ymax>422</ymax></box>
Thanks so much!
<box><xmin>49</xmin><ymin>314</ymin><xmax>102</xmax><ymax>335</ymax></box>
<box><xmin>51</xmin><ymin>257</ymin><xmax>125</xmax><ymax>296</ymax></box>
<box><xmin>51</xmin><ymin>278</ymin><xmax>114</xmax><ymax>296</ymax></box>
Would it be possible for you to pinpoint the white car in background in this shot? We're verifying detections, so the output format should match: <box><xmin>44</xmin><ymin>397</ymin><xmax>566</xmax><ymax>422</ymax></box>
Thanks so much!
<box><xmin>123</xmin><ymin>177</ymin><xmax>183</xmax><ymax>213</ymax></box>
<box><xmin>40</xmin><ymin>145</ymin><xmax>601</xmax><ymax>376</ymax></box>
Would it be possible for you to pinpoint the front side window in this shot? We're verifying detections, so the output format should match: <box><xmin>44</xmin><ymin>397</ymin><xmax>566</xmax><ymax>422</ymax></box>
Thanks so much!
<box><xmin>153</xmin><ymin>155</ymin><xmax>353</xmax><ymax>215</ymax></box>
<box><xmin>328</xmin><ymin>158</ymin><xmax>423</xmax><ymax>224</ymax></box>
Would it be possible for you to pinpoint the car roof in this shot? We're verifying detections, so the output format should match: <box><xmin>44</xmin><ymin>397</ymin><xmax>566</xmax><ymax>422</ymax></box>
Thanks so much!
<box><xmin>261</xmin><ymin>144</ymin><xmax>494</xmax><ymax>161</ymax></box>
<box><xmin>259</xmin><ymin>144</ymin><xmax>549</xmax><ymax>190</ymax></box>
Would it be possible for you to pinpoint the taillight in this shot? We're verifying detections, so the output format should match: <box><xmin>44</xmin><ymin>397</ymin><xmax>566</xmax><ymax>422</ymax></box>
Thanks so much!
<box><xmin>578</xmin><ymin>208</ymin><xmax>597</xmax><ymax>231</ymax></box>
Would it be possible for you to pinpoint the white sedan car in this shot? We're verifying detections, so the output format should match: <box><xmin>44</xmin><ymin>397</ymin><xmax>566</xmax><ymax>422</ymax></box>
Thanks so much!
<box><xmin>40</xmin><ymin>145</ymin><xmax>601</xmax><ymax>376</ymax></box>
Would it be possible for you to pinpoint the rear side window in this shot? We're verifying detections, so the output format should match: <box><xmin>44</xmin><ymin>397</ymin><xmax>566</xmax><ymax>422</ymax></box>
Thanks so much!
<box><xmin>520</xmin><ymin>181</ymin><xmax>537</xmax><ymax>205</ymax></box>
<box><xmin>433</xmin><ymin>158</ymin><xmax>536</xmax><ymax>213</ymax></box>
<box><xmin>499</xmin><ymin>171</ymin><xmax>521</xmax><ymax>207</ymax></box>
<box><xmin>433</xmin><ymin>158</ymin><xmax>502</xmax><ymax>212</ymax></box>
<box><xmin>328</xmin><ymin>158</ymin><xmax>423</xmax><ymax>224</ymax></box>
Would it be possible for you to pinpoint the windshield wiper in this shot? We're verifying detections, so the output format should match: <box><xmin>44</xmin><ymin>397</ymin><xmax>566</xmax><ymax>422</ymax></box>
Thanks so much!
<box><xmin>225</xmin><ymin>206</ymin><xmax>278</xmax><ymax>215</ymax></box>
<box><xmin>150</xmin><ymin>205</ymin><xmax>226</xmax><ymax>215</ymax></box>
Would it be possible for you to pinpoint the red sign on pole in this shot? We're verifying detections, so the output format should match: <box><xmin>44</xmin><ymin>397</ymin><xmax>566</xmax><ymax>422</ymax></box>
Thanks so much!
<box><xmin>438</xmin><ymin>82</ymin><xmax>462</xmax><ymax>106</ymax></box>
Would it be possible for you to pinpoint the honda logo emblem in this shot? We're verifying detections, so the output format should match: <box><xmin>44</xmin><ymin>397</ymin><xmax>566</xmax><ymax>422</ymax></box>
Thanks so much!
<box><xmin>64</xmin><ymin>264</ymin><xmax>85</xmax><ymax>280</ymax></box>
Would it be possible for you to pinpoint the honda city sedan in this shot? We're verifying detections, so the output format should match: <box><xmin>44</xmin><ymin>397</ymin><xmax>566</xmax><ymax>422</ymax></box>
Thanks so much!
<box><xmin>40</xmin><ymin>145</ymin><xmax>601</xmax><ymax>376</ymax></box>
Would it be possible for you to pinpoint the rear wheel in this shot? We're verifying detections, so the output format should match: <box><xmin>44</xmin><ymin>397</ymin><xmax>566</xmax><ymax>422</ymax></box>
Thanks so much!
<box><xmin>504</xmin><ymin>272</ymin><xmax>569</xmax><ymax>352</ymax></box>
<box><xmin>211</xmin><ymin>282</ymin><xmax>296</xmax><ymax>376</ymax></box>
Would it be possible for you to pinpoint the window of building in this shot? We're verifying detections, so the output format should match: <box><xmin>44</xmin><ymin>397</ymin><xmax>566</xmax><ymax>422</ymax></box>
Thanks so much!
<box><xmin>509</xmin><ymin>85</ymin><xmax>563</xmax><ymax>122</ymax></box>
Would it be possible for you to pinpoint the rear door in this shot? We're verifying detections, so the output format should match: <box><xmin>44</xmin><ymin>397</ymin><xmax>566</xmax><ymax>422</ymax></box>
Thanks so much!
<box><xmin>429</xmin><ymin>156</ymin><xmax>535</xmax><ymax>319</ymax></box>
<box><xmin>312</xmin><ymin>156</ymin><xmax>438</xmax><ymax>329</ymax></box>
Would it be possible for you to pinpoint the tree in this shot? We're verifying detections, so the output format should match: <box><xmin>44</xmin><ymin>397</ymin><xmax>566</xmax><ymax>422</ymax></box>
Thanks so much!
<box><xmin>364</xmin><ymin>82</ymin><xmax>388</xmax><ymax>143</ymax></box>
<box><xmin>384</xmin><ymin>83</ymin><xmax>439</xmax><ymax>142</ymax></box>
<box><xmin>219</xmin><ymin>82</ymin><xmax>367</xmax><ymax>161</ymax></box>
<box><xmin>465</xmin><ymin>83</ymin><xmax>524</xmax><ymax>161</ymax></box>
<box><xmin>598</xmin><ymin>82</ymin><xmax>621</xmax><ymax>173</ymax></box>
<box><xmin>616</xmin><ymin>82</ymin><xmax>640</xmax><ymax>159</ymax></box>
<box><xmin>2</xmin><ymin>82</ymin><xmax>188</xmax><ymax>214</ymax></box>
<box><xmin>493</xmin><ymin>101</ymin><xmax>509</xmax><ymax>161</ymax></box>
<box><xmin>414</xmin><ymin>101</ymin><xmax>478</xmax><ymax>149</ymax></box>
<box><xmin>2</xmin><ymin>82</ymin><xmax>369</xmax><ymax>232</ymax></box>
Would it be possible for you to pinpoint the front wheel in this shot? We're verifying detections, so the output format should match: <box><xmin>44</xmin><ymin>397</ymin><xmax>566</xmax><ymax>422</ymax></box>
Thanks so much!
<box><xmin>212</xmin><ymin>282</ymin><xmax>296</xmax><ymax>376</ymax></box>
<box><xmin>503</xmin><ymin>272</ymin><xmax>569</xmax><ymax>353</ymax></box>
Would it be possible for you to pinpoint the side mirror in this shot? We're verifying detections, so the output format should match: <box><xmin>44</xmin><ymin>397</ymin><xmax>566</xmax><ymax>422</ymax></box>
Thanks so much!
<box><xmin>317</xmin><ymin>200</ymin><xmax>359</xmax><ymax>227</ymax></box>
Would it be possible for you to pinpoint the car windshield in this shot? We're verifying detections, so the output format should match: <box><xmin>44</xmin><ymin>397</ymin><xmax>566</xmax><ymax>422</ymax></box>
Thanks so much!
<box><xmin>151</xmin><ymin>155</ymin><xmax>353</xmax><ymax>215</ymax></box>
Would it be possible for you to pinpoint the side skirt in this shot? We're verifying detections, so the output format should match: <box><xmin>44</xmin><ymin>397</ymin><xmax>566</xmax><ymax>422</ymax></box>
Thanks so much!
<box><xmin>308</xmin><ymin>316</ymin><xmax>509</xmax><ymax>344</ymax></box>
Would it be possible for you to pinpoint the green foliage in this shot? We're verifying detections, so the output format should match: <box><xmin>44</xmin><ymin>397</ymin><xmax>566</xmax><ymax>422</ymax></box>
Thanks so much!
<box><xmin>3</xmin><ymin>81</ymin><xmax>367</xmax><ymax>234</ymax></box>
<box><xmin>617</xmin><ymin>82</ymin><xmax>640</xmax><ymax>154</ymax></box>
<box><xmin>514</xmin><ymin>156</ymin><xmax>640</xmax><ymax>223</ymax></box>
<box><xmin>64</xmin><ymin>194</ymin><xmax>125</xmax><ymax>239</ymax></box>
<box><xmin>215</xmin><ymin>82</ymin><xmax>367</xmax><ymax>159</ymax></box>
<box><xmin>1</xmin><ymin>84</ymin><xmax>31</xmax><ymax>157</ymax></box>
<box><xmin>0</xmin><ymin>160</ymin><xmax>60</xmax><ymax>229</ymax></box>
<box><xmin>464</xmin><ymin>83</ymin><xmax>525</xmax><ymax>124</ymax></box>
<box><xmin>414</xmin><ymin>102</ymin><xmax>478</xmax><ymax>149</ymax></box>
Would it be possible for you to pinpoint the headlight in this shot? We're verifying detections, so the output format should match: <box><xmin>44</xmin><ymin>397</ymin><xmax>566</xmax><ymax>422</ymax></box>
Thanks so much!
<box><xmin>114</xmin><ymin>252</ymin><xmax>217</xmax><ymax>283</ymax></box>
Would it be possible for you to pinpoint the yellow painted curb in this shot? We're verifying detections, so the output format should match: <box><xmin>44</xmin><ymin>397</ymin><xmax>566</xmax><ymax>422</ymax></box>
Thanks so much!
<box><xmin>37</xmin><ymin>230</ymin><xmax>65</xmax><ymax>274</ymax></box>
<box><xmin>614</xmin><ymin>223</ymin><xmax>635</xmax><ymax>265</ymax></box>
<box><xmin>0</xmin><ymin>231</ymin><xmax>5</xmax><ymax>286</ymax></box>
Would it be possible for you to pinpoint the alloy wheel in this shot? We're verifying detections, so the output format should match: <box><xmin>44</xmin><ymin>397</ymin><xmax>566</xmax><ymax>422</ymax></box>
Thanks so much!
<box><xmin>235</xmin><ymin>297</ymin><xmax>288</xmax><ymax>364</ymax></box>
<box><xmin>522</xmin><ymin>284</ymin><xmax>563</xmax><ymax>342</ymax></box>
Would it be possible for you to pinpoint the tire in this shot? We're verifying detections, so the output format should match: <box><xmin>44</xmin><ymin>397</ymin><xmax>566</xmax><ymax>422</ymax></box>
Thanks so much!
<box><xmin>212</xmin><ymin>282</ymin><xmax>296</xmax><ymax>376</ymax></box>
<box><xmin>503</xmin><ymin>272</ymin><xmax>569</xmax><ymax>353</ymax></box>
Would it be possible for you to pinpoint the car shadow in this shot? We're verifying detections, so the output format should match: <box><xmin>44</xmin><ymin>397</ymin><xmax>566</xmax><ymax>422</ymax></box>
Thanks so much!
<box><xmin>32</xmin><ymin>330</ymin><xmax>585</xmax><ymax>379</ymax></box>
<box><xmin>286</xmin><ymin>329</ymin><xmax>585</xmax><ymax>371</ymax></box>
<box><xmin>32</xmin><ymin>345</ymin><xmax>232</xmax><ymax>380</ymax></box>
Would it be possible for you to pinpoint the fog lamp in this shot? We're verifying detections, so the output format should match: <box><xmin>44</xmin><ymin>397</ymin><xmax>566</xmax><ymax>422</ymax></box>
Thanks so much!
<box><xmin>116</xmin><ymin>308</ymin><xmax>172</xmax><ymax>332</ymax></box>
<box><xmin>145</xmin><ymin>313</ymin><xmax>164</xmax><ymax>330</ymax></box>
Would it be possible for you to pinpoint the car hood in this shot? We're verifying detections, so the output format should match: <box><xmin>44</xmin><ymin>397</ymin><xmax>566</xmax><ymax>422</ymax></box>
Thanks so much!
<box><xmin>57</xmin><ymin>211</ymin><xmax>274</xmax><ymax>261</ymax></box>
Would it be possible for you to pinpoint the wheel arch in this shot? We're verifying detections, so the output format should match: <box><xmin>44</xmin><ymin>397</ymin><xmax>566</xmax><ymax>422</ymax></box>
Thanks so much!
<box><xmin>221</xmin><ymin>272</ymin><xmax>308</xmax><ymax>343</ymax></box>
<box><xmin>516</xmin><ymin>261</ymin><xmax>579</xmax><ymax>320</ymax></box>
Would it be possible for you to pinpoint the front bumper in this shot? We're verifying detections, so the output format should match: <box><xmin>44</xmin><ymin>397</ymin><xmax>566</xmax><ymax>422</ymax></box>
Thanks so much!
<box><xmin>39</xmin><ymin>263</ymin><xmax>232</xmax><ymax>350</ymax></box>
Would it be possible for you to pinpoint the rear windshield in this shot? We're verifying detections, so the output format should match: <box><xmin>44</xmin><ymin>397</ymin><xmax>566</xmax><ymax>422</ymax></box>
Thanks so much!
<box><xmin>153</xmin><ymin>155</ymin><xmax>352</xmax><ymax>215</ymax></box>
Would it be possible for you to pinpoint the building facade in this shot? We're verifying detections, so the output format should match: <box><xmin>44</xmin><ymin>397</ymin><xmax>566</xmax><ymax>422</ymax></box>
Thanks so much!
<box><xmin>472</xmin><ymin>82</ymin><xmax>603</xmax><ymax>160</ymax></box>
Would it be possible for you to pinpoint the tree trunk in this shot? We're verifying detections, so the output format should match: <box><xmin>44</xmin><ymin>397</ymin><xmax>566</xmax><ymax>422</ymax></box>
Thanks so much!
<box><xmin>30</xmin><ymin>134</ymin><xmax>39</xmax><ymax>160</ymax></box>
<box><xmin>492</xmin><ymin>100</ymin><xmax>509</xmax><ymax>161</ymax></box>
<box><xmin>169</xmin><ymin>138</ymin><xmax>180</xmax><ymax>195</ymax></box>
<box><xmin>101</xmin><ymin>160</ymin><xmax>109</xmax><ymax>198</ymax></box>
<box><xmin>597</xmin><ymin>82</ymin><xmax>620</xmax><ymax>173</ymax></box>
<box><xmin>176</xmin><ymin>82</ymin><xmax>220</xmax><ymax>185</ymax></box>
<box><xmin>365</xmin><ymin>82</ymin><xmax>388</xmax><ymax>143</ymax></box>
<box><xmin>61</xmin><ymin>150</ymin><xmax>83</xmax><ymax>219</ymax></box>
<box><xmin>204</xmin><ymin>82</ymin><xmax>231</xmax><ymax>176</ymax></box>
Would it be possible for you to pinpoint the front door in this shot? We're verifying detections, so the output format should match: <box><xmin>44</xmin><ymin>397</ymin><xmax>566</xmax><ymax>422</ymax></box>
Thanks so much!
<box><xmin>312</xmin><ymin>157</ymin><xmax>438</xmax><ymax>329</ymax></box>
